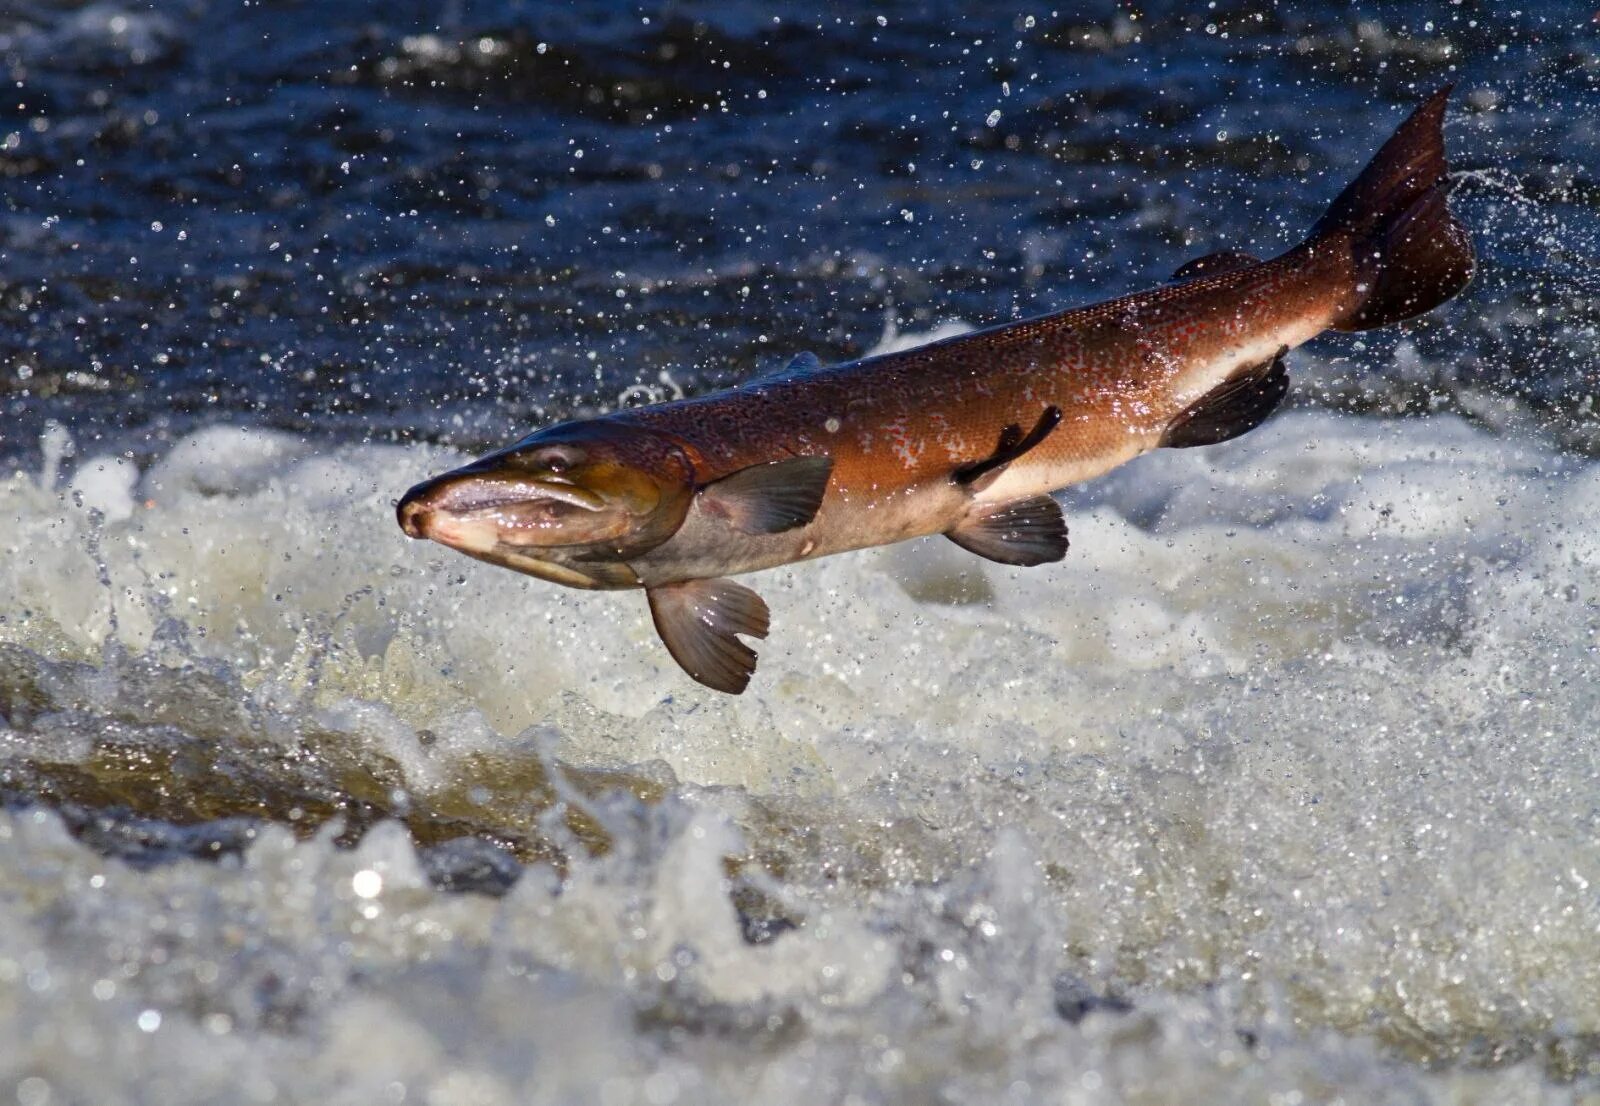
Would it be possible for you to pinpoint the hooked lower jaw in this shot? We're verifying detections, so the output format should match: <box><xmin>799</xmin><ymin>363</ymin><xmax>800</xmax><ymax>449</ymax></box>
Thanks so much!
<box><xmin>398</xmin><ymin>480</ymin><xmax>644</xmax><ymax>578</ymax></box>
<box><xmin>398</xmin><ymin>501</ymin><xmax>565</xmax><ymax>558</ymax></box>
<box><xmin>395</xmin><ymin>491</ymin><xmax>636</xmax><ymax>590</ymax></box>
<box><xmin>398</xmin><ymin>497</ymin><xmax>429</xmax><ymax>539</ymax></box>
<box><xmin>406</xmin><ymin>511</ymin><xmax>500</xmax><ymax>555</ymax></box>
<box><xmin>397</xmin><ymin>475</ymin><xmax>606</xmax><ymax>542</ymax></box>
<box><xmin>396</xmin><ymin>492</ymin><xmax>500</xmax><ymax>555</ymax></box>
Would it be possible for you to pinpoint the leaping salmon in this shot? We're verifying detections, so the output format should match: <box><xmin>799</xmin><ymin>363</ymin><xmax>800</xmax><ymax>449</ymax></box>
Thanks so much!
<box><xmin>398</xmin><ymin>88</ymin><xmax>1475</xmax><ymax>694</ymax></box>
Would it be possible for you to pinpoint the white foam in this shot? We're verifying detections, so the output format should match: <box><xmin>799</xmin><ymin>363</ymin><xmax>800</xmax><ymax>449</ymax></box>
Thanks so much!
<box><xmin>0</xmin><ymin>409</ymin><xmax>1597</xmax><ymax>1101</ymax></box>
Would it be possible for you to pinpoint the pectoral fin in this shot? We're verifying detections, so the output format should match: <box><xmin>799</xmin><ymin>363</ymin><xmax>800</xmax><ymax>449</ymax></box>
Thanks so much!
<box><xmin>647</xmin><ymin>577</ymin><xmax>771</xmax><ymax>695</ymax></box>
<box><xmin>954</xmin><ymin>406</ymin><xmax>1062</xmax><ymax>491</ymax></box>
<box><xmin>946</xmin><ymin>495</ymin><xmax>1069</xmax><ymax>566</ymax></box>
<box><xmin>699</xmin><ymin>455</ymin><xmax>833</xmax><ymax>534</ymax></box>
<box><xmin>1159</xmin><ymin>347</ymin><xmax>1289</xmax><ymax>449</ymax></box>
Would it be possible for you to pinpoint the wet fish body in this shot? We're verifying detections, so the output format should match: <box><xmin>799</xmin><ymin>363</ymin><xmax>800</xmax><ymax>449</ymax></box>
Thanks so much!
<box><xmin>618</xmin><ymin>251</ymin><xmax>1337</xmax><ymax>582</ymax></box>
<box><xmin>399</xmin><ymin>88</ymin><xmax>1475</xmax><ymax>693</ymax></box>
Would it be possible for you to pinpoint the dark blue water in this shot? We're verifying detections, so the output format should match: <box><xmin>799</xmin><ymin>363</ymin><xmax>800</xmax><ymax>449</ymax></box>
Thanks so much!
<box><xmin>3</xmin><ymin>0</ymin><xmax>1596</xmax><ymax>463</ymax></box>
<box><xmin>7</xmin><ymin>7</ymin><xmax>1600</xmax><ymax>1099</ymax></box>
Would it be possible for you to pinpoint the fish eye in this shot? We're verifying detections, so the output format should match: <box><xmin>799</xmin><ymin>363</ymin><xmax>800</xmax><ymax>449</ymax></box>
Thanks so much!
<box><xmin>538</xmin><ymin>447</ymin><xmax>584</xmax><ymax>475</ymax></box>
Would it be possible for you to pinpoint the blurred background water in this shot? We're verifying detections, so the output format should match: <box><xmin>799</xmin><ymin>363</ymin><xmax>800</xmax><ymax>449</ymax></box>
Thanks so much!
<box><xmin>2</xmin><ymin>0</ymin><xmax>1597</xmax><ymax>458</ymax></box>
<box><xmin>3</xmin><ymin>2</ymin><xmax>1600</xmax><ymax>1103</ymax></box>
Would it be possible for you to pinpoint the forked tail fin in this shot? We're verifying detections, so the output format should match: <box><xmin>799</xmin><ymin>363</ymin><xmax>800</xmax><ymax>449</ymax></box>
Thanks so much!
<box><xmin>1314</xmin><ymin>86</ymin><xmax>1475</xmax><ymax>331</ymax></box>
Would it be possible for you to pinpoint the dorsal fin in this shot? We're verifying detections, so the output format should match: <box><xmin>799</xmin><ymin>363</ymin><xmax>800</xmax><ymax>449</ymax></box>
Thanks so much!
<box><xmin>748</xmin><ymin>351</ymin><xmax>825</xmax><ymax>384</ymax></box>
<box><xmin>1170</xmin><ymin>250</ymin><xmax>1261</xmax><ymax>282</ymax></box>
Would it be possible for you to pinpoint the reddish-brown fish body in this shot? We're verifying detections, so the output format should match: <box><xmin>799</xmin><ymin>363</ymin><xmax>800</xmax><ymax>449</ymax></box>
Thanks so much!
<box><xmin>398</xmin><ymin>88</ymin><xmax>1475</xmax><ymax>693</ymax></box>
<box><xmin>612</xmin><ymin>239</ymin><xmax>1358</xmax><ymax>586</ymax></box>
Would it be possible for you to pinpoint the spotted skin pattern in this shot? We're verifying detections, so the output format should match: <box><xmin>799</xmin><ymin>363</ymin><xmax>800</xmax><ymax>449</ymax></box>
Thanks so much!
<box><xmin>609</xmin><ymin>238</ymin><xmax>1359</xmax><ymax>585</ymax></box>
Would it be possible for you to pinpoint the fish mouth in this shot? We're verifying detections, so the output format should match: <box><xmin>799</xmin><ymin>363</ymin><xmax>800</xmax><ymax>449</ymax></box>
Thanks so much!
<box><xmin>439</xmin><ymin>478</ymin><xmax>607</xmax><ymax>516</ymax></box>
<box><xmin>398</xmin><ymin>474</ymin><xmax>627</xmax><ymax>558</ymax></box>
<box><xmin>398</xmin><ymin>477</ymin><xmax>606</xmax><ymax>541</ymax></box>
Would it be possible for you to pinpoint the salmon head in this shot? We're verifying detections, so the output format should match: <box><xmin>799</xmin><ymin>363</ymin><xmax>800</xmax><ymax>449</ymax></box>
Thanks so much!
<box><xmin>396</xmin><ymin>419</ymin><xmax>696</xmax><ymax>589</ymax></box>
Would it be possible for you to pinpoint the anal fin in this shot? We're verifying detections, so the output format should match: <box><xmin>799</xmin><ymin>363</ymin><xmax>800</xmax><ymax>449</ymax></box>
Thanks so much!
<box><xmin>647</xmin><ymin>577</ymin><xmax>770</xmax><ymax>695</ymax></box>
<box><xmin>946</xmin><ymin>495</ymin><xmax>1069</xmax><ymax>566</ymax></box>
<box><xmin>1160</xmin><ymin>347</ymin><xmax>1289</xmax><ymax>449</ymax></box>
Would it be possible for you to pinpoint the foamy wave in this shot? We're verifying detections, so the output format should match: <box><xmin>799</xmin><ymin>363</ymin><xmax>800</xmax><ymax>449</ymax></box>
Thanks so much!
<box><xmin>1</xmin><ymin>409</ymin><xmax>1597</xmax><ymax>1099</ymax></box>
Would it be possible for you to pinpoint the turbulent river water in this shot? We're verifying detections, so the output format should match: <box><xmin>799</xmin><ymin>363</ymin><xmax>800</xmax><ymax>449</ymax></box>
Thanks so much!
<box><xmin>2</xmin><ymin>2</ymin><xmax>1599</xmax><ymax>1103</ymax></box>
